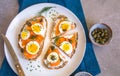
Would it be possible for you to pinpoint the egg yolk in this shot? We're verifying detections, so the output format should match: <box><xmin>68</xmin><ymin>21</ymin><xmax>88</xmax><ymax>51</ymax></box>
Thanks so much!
<box><xmin>47</xmin><ymin>52</ymin><xmax>59</xmax><ymax>63</ymax></box>
<box><xmin>27</xmin><ymin>43</ymin><xmax>38</xmax><ymax>54</ymax></box>
<box><xmin>21</xmin><ymin>30</ymin><xmax>29</xmax><ymax>40</ymax></box>
<box><xmin>31</xmin><ymin>23</ymin><xmax>41</xmax><ymax>34</ymax></box>
<box><xmin>62</xmin><ymin>43</ymin><xmax>70</xmax><ymax>52</ymax></box>
<box><xmin>61</xmin><ymin>23</ymin><xmax>69</xmax><ymax>31</ymax></box>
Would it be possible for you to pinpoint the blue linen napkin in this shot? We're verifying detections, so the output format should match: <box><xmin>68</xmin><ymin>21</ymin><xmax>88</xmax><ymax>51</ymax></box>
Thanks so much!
<box><xmin>0</xmin><ymin>0</ymin><xmax>101</xmax><ymax>76</ymax></box>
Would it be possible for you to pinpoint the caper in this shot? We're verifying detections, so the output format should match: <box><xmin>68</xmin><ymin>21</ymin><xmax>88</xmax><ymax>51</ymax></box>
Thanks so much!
<box><xmin>101</xmin><ymin>40</ymin><xmax>105</xmax><ymax>44</ymax></box>
<box><xmin>104</xmin><ymin>29</ymin><xmax>108</xmax><ymax>33</ymax></box>
<box><xmin>94</xmin><ymin>29</ymin><xmax>98</xmax><ymax>33</ymax></box>
<box><xmin>99</xmin><ymin>37</ymin><xmax>102</xmax><ymax>40</ymax></box>
<box><xmin>95</xmin><ymin>39</ymin><xmax>99</xmax><ymax>43</ymax></box>
<box><xmin>97</xmin><ymin>34</ymin><xmax>100</xmax><ymax>38</ymax></box>
<box><xmin>98</xmin><ymin>31</ymin><xmax>102</xmax><ymax>35</ymax></box>
<box><xmin>97</xmin><ymin>28</ymin><xmax>100</xmax><ymax>31</ymax></box>
<box><xmin>26</xmin><ymin>21</ymin><xmax>31</xmax><ymax>26</ymax></box>
<box><xmin>92</xmin><ymin>31</ymin><xmax>95</xmax><ymax>35</ymax></box>
<box><xmin>103</xmin><ymin>39</ymin><xmax>106</xmax><ymax>42</ymax></box>
<box><xmin>105</xmin><ymin>36</ymin><xmax>109</xmax><ymax>39</ymax></box>
<box><xmin>91</xmin><ymin>28</ymin><xmax>109</xmax><ymax>44</ymax></box>
<box><xmin>51</xmin><ymin>55</ymin><xmax>56</xmax><ymax>61</ymax></box>
<box><xmin>101</xmin><ymin>33</ymin><xmax>104</xmax><ymax>37</ymax></box>
<box><xmin>51</xmin><ymin>46</ymin><xmax>55</xmax><ymax>50</ymax></box>
<box><xmin>105</xmin><ymin>33</ymin><xmax>108</xmax><ymax>36</ymax></box>
<box><xmin>93</xmin><ymin>34</ymin><xmax>97</xmax><ymax>38</ymax></box>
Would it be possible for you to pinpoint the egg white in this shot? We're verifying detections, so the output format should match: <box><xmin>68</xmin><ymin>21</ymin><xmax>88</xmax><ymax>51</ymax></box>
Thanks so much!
<box><xmin>46</xmin><ymin>53</ymin><xmax>68</xmax><ymax>68</ymax></box>
<box><xmin>18</xmin><ymin>39</ymin><xmax>24</xmax><ymax>48</ymax></box>
<box><xmin>31</xmin><ymin>21</ymin><xmax>46</xmax><ymax>37</ymax></box>
<box><xmin>60</xmin><ymin>41</ymin><xmax>73</xmax><ymax>54</ymax></box>
<box><xmin>64</xmin><ymin>34</ymin><xmax>73</xmax><ymax>39</ymax></box>
<box><xmin>20</xmin><ymin>29</ymin><xmax>30</xmax><ymax>40</ymax></box>
<box><xmin>26</xmin><ymin>41</ymin><xmax>40</xmax><ymax>55</ymax></box>
<box><xmin>47</xmin><ymin>52</ymin><xmax>59</xmax><ymax>63</ymax></box>
<box><xmin>59</xmin><ymin>21</ymin><xmax>72</xmax><ymax>33</ymax></box>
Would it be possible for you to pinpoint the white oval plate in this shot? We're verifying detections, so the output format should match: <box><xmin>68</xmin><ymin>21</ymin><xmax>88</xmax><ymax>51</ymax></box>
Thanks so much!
<box><xmin>4</xmin><ymin>3</ymin><xmax>86</xmax><ymax>76</ymax></box>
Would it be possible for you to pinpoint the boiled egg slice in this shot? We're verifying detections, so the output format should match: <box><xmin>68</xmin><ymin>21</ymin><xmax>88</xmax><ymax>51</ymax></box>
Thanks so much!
<box><xmin>21</xmin><ymin>29</ymin><xmax>30</xmax><ymax>40</ymax></box>
<box><xmin>26</xmin><ymin>41</ymin><xmax>40</xmax><ymax>55</ymax></box>
<box><xmin>60</xmin><ymin>41</ymin><xmax>72</xmax><ymax>54</ymax></box>
<box><xmin>18</xmin><ymin>39</ymin><xmax>24</xmax><ymax>48</ymax></box>
<box><xmin>64</xmin><ymin>34</ymin><xmax>73</xmax><ymax>39</ymax></box>
<box><xmin>47</xmin><ymin>52</ymin><xmax>59</xmax><ymax>63</ymax></box>
<box><xmin>31</xmin><ymin>23</ymin><xmax>43</xmax><ymax>35</ymax></box>
<box><xmin>59</xmin><ymin>21</ymin><xmax>72</xmax><ymax>33</ymax></box>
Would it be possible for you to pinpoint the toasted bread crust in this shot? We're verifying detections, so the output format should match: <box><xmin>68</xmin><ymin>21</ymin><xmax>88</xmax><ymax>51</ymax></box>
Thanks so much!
<box><xmin>52</xmin><ymin>32</ymin><xmax>78</xmax><ymax>58</ymax></box>
<box><xmin>24</xmin><ymin>41</ymin><xmax>44</xmax><ymax>60</ymax></box>
<box><xmin>51</xmin><ymin>15</ymin><xmax>76</xmax><ymax>38</ymax></box>
<box><xmin>43</xmin><ymin>60</ymin><xmax>68</xmax><ymax>69</ymax></box>
<box><xmin>18</xmin><ymin>16</ymin><xmax>47</xmax><ymax>60</ymax></box>
<box><xmin>43</xmin><ymin>45</ymin><xmax>68</xmax><ymax>69</ymax></box>
<box><xmin>18</xmin><ymin>15</ymin><xmax>78</xmax><ymax>69</ymax></box>
<box><xmin>69</xmin><ymin>32</ymin><xmax>78</xmax><ymax>58</ymax></box>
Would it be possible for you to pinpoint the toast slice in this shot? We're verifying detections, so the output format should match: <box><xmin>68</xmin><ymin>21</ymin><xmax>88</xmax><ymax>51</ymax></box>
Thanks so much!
<box><xmin>52</xmin><ymin>32</ymin><xmax>78</xmax><ymax>58</ymax></box>
<box><xmin>51</xmin><ymin>15</ymin><xmax>76</xmax><ymax>38</ymax></box>
<box><xmin>18</xmin><ymin>16</ymin><xmax>47</xmax><ymax>60</ymax></box>
<box><xmin>43</xmin><ymin>44</ymin><xmax>68</xmax><ymax>69</ymax></box>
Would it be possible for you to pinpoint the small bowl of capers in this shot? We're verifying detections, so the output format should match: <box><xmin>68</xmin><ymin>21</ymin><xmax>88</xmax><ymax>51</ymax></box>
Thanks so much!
<box><xmin>89</xmin><ymin>23</ymin><xmax>112</xmax><ymax>46</ymax></box>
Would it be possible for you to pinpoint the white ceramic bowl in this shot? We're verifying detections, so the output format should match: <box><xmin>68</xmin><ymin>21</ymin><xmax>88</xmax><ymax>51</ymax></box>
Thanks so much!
<box><xmin>89</xmin><ymin>23</ymin><xmax>112</xmax><ymax>46</ymax></box>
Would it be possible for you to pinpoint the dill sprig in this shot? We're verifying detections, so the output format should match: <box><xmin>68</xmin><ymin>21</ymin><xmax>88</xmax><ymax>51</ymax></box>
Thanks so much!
<box><xmin>38</xmin><ymin>7</ymin><xmax>53</xmax><ymax>15</ymax></box>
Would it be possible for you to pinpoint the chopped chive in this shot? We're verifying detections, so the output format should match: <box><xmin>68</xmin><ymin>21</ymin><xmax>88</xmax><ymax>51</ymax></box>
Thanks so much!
<box><xmin>30</xmin><ymin>61</ymin><xmax>32</xmax><ymax>63</ymax></box>
<box><xmin>30</xmin><ymin>69</ymin><xmax>33</xmax><ymax>72</ymax></box>
<box><xmin>69</xmin><ymin>40</ymin><xmax>73</xmax><ymax>43</ymax></box>
<box><xmin>37</xmin><ymin>65</ymin><xmax>40</xmax><ymax>67</ymax></box>
<box><xmin>54</xmin><ymin>36</ymin><xmax>59</xmax><ymax>43</ymax></box>
<box><xmin>30</xmin><ymin>65</ymin><xmax>32</xmax><ymax>67</ymax></box>
<box><xmin>51</xmin><ymin>46</ymin><xmax>55</xmax><ymax>50</ymax></box>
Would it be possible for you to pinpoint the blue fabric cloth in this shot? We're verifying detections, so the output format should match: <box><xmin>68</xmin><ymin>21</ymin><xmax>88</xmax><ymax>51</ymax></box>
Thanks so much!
<box><xmin>0</xmin><ymin>0</ymin><xmax>101</xmax><ymax>76</ymax></box>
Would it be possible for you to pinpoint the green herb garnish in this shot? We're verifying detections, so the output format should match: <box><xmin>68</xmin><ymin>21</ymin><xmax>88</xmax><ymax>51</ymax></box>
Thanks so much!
<box><xmin>37</xmin><ymin>65</ymin><xmax>40</xmax><ymax>68</ymax></box>
<box><xmin>51</xmin><ymin>46</ymin><xmax>55</xmax><ymax>50</ymax></box>
<box><xmin>30</xmin><ymin>65</ymin><xmax>32</xmax><ymax>67</ymax></box>
<box><xmin>38</xmin><ymin>7</ymin><xmax>53</xmax><ymax>15</ymax></box>
<box><xmin>69</xmin><ymin>39</ymin><xmax>73</xmax><ymax>43</ymax></box>
<box><xmin>30</xmin><ymin>35</ymin><xmax>36</xmax><ymax>39</ymax></box>
<box><xmin>62</xmin><ymin>29</ymin><xmax>67</xmax><ymax>31</ymax></box>
<box><xmin>30</xmin><ymin>69</ymin><xmax>33</xmax><ymax>72</ymax></box>
<box><xmin>54</xmin><ymin>36</ymin><xmax>59</xmax><ymax>43</ymax></box>
<box><xmin>26</xmin><ymin>21</ymin><xmax>31</xmax><ymax>26</ymax></box>
<box><xmin>30</xmin><ymin>61</ymin><xmax>32</xmax><ymax>63</ymax></box>
<box><xmin>50</xmin><ymin>55</ymin><xmax>56</xmax><ymax>61</ymax></box>
<box><xmin>20</xmin><ymin>48</ymin><xmax>24</xmax><ymax>53</ymax></box>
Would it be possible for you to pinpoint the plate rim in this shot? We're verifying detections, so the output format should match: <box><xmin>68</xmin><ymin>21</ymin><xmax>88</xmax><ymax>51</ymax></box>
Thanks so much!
<box><xmin>4</xmin><ymin>3</ymin><xmax>86</xmax><ymax>76</ymax></box>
